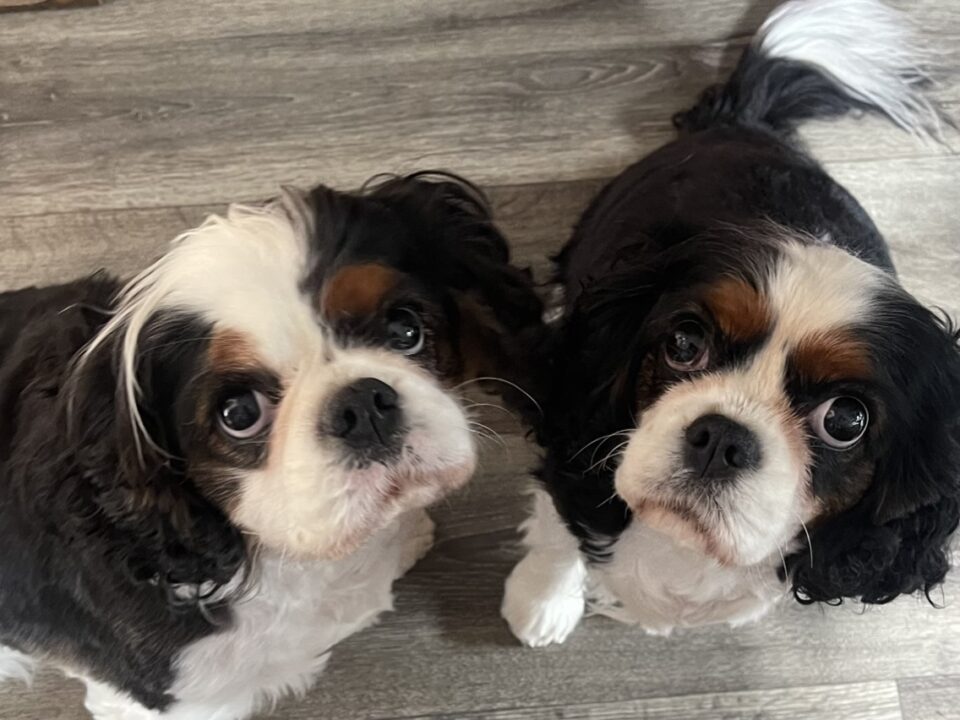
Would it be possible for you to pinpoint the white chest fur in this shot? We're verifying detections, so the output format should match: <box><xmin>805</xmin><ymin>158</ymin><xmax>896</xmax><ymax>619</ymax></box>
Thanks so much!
<box><xmin>590</xmin><ymin>520</ymin><xmax>787</xmax><ymax>634</ymax></box>
<box><xmin>502</xmin><ymin>489</ymin><xmax>787</xmax><ymax>647</ymax></box>
<box><xmin>79</xmin><ymin>510</ymin><xmax>433</xmax><ymax>720</ymax></box>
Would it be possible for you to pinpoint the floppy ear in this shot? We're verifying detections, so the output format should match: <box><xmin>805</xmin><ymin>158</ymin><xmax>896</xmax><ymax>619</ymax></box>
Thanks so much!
<box><xmin>450</xmin><ymin>261</ymin><xmax>545</xmax><ymax>405</ymax></box>
<box><xmin>384</xmin><ymin>171</ymin><xmax>547</xmax><ymax>414</ymax></box>
<box><xmin>555</xmin><ymin>255</ymin><xmax>665</xmax><ymax>417</ymax></box>
<box><xmin>69</xmin><ymin>315</ymin><xmax>246</xmax><ymax>601</ymax></box>
<box><xmin>789</xmin><ymin>306</ymin><xmax>960</xmax><ymax>604</ymax></box>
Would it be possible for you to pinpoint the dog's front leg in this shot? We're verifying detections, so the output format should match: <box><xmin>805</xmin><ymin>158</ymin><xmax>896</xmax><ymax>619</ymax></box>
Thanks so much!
<box><xmin>501</xmin><ymin>488</ymin><xmax>586</xmax><ymax>647</ymax></box>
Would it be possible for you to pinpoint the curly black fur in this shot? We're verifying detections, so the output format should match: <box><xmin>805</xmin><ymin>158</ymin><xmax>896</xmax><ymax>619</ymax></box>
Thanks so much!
<box><xmin>788</xmin><ymin>306</ymin><xmax>960</xmax><ymax>604</ymax></box>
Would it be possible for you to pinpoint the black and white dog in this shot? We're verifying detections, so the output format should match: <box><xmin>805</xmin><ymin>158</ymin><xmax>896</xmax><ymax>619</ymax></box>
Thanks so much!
<box><xmin>503</xmin><ymin>0</ymin><xmax>960</xmax><ymax>645</ymax></box>
<box><xmin>0</xmin><ymin>173</ymin><xmax>542</xmax><ymax>718</ymax></box>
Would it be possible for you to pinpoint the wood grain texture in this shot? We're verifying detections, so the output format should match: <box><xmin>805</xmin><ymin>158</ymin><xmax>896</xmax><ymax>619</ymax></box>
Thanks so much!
<box><xmin>402</xmin><ymin>681</ymin><xmax>903</xmax><ymax>720</ymax></box>
<box><xmin>0</xmin><ymin>669</ymin><xmax>86</xmax><ymax>720</ymax></box>
<box><xmin>0</xmin><ymin>0</ymin><xmax>959</xmax><ymax>718</ymax></box>
<box><xmin>898</xmin><ymin>675</ymin><xmax>960</xmax><ymax>720</ymax></box>
<box><xmin>0</xmin><ymin>1</ymin><xmax>956</xmax><ymax>215</ymax></box>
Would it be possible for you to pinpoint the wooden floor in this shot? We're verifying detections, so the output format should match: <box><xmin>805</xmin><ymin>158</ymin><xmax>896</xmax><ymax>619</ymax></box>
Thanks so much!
<box><xmin>1</xmin><ymin>0</ymin><xmax>959</xmax><ymax>718</ymax></box>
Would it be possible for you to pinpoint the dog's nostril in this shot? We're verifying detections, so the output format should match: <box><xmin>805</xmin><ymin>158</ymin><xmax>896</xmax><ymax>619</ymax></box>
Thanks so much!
<box><xmin>724</xmin><ymin>444</ymin><xmax>741</xmax><ymax>468</ymax></box>
<box><xmin>337</xmin><ymin>408</ymin><xmax>359</xmax><ymax>437</ymax></box>
<box><xmin>373</xmin><ymin>386</ymin><xmax>398</xmax><ymax>412</ymax></box>
<box><xmin>689</xmin><ymin>427</ymin><xmax>711</xmax><ymax>449</ymax></box>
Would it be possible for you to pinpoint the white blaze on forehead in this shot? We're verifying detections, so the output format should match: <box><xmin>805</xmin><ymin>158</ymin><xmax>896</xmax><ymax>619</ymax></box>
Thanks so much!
<box><xmin>135</xmin><ymin>201</ymin><xmax>321</xmax><ymax>371</ymax></box>
<box><xmin>765</xmin><ymin>242</ymin><xmax>887</xmax><ymax>342</ymax></box>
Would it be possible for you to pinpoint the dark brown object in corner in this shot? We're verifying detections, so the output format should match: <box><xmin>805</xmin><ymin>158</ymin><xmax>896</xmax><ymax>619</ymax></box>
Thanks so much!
<box><xmin>0</xmin><ymin>0</ymin><xmax>101</xmax><ymax>13</ymax></box>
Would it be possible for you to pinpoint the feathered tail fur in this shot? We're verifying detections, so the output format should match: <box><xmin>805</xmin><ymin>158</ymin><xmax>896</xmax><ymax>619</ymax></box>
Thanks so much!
<box><xmin>673</xmin><ymin>0</ymin><xmax>949</xmax><ymax>142</ymax></box>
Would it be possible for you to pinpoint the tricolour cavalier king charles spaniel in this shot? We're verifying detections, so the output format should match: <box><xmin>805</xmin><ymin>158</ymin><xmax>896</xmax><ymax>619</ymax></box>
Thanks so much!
<box><xmin>0</xmin><ymin>173</ymin><xmax>541</xmax><ymax>718</ymax></box>
<box><xmin>503</xmin><ymin>0</ymin><xmax>960</xmax><ymax>645</ymax></box>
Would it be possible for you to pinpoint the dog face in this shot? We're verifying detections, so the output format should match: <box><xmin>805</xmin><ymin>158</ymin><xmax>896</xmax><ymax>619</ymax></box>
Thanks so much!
<box><xmin>574</xmin><ymin>229</ymin><xmax>960</xmax><ymax>601</ymax></box>
<box><xmin>71</xmin><ymin>174</ymin><xmax>542</xmax><ymax>583</ymax></box>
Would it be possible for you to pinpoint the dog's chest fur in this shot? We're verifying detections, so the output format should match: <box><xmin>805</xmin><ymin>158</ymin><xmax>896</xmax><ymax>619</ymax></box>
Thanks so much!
<box><xmin>589</xmin><ymin>520</ymin><xmax>787</xmax><ymax>634</ymax></box>
<box><xmin>78</xmin><ymin>512</ymin><xmax>429</xmax><ymax>720</ymax></box>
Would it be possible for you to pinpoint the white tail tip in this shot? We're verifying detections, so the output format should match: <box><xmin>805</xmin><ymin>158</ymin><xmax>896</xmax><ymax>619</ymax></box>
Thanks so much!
<box><xmin>756</xmin><ymin>0</ymin><xmax>948</xmax><ymax>142</ymax></box>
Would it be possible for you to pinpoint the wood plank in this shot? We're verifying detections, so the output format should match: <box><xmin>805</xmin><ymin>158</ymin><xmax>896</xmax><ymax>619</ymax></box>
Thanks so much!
<box><xmin>399</xmin><ymin>681</ymin><xmax>903</xmax><ymax>720</ymax></box>
<box><xmin>0</xmin><ymin>0</ymin><xmax>809</xmax><ymax>50</ymax></box>
<box><xmin>0</xmin><ymin>2</ymin><xmax>956</xmax><ymax>215</ymax></box>
<box><xmin>0</xmin><ymin>669</ymin><xmax>86</xmax><ymax>720</ymax></box>
<box><xmin>897</xmin><ymin>675</ymin><xmax>960</xmax><ymax>720</ymax></box>
<box><xmin>0</xmin><ymin>0</ymin><xmax>953</xmax><ymax>53</ymax></box>
<box><xmin>825</xmin><ymin>156</ymin><xmax>960</xmax><ymax>315</ymax></box>
<box><xmin>0</xmin><ymin>204</ymin><xmax>217</xmax><ymax>291</ymax></box>
<box><xmin>0</xmin><ymin>177</ymin><xmax>604</xmax><ymax>292</ymax></box>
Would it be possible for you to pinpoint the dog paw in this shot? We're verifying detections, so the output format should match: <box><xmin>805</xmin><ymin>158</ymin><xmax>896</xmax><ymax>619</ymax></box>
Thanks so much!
<box><xmin>501</xmin><ymin>553</ymin><xmax>585</xmax><ymax>647</ymax></box>
<box><xmin>397</xmin><ymin>510</ymin><xmax>435</xmax><ymax>574</ymax></box>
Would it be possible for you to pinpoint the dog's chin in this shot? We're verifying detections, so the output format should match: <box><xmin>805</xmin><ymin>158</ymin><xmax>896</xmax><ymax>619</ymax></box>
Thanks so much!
<box><xmin>269</xmin><ymin>455</ymin><xmax>476</xmax><ymax>562</ymax></box>
<box><xmin>616</xmin><ymin>475</ymin><xmax>739</xmax><ymax>565</ymax></box>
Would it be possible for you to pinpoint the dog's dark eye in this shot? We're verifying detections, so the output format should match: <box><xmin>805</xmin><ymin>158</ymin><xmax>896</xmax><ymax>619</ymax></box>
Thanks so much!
<box><xmin>664</xmin><ymin>320</ymin><xmax>709</xmax><ymax>371</ymax></box>
<box><xmin>809</xmin><ymin>396</ymin><xmax>869</xmax><ymax>449</ymax></box>
<box><xmin>218</xmin><ymin>390</ymin><xmax>274</xmax><ymax>439</ymax></box>
<box><xmin>386</xmin><ymin>307</ymin><xmax>424</xmax><ymax>355</ymax></box>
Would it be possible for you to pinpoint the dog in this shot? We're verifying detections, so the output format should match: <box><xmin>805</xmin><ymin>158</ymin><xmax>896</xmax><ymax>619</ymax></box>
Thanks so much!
<box><xmin>0</xmin><ymin>172</ymin><xmax>542</xmax><ymax>718</ymax></box>
<box><xmin>502</xmin><ymin>0</ymin><xmax>960</xmax><ymax>645</ymax></box>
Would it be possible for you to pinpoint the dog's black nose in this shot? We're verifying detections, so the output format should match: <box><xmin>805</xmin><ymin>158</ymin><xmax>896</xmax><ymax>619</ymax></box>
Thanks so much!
<box><xmin>328</xmin><ymin>378</ymin><xmax>403</xmax><ymax>461</ymax></box>
<box><xmin>683</xmin><ymin>414</ymin><xmax>761</xmax><ymax>482</ymax></box>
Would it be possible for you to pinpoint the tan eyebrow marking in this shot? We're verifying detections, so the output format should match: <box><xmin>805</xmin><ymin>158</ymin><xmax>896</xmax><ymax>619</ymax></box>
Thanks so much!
<box><xmin>321</xmin><ymin>263</ymin><xmax>400</xmax><ymax>319</ymax></box>
<box><xmin>703</xmin><ymin>277</ymin><xmax>772</xmax><ymax>343</ymax></box>
<box><xmin>791</xmin><ymin>329</ymin><xmax>873</xmax><ymax>383</ymax></box>
<box><xmin>209</xmin><ymin>328</ymin><xmax>263</xmax><ymax>374</ymax></box>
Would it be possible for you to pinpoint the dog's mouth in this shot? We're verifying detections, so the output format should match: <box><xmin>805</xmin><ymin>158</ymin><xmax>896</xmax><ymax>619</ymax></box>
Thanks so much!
<box><xmin>278</xmin><ymin>455</ymin><xmax>476</xmax><ymax>562</ymax></box>
<box><xmin>333</xmin><ymin>440</ymin><xmax>475</xmax><ymax>550</ymax></box>
<box><xmin>364</xmin><ymin>450</ymin><xmax>476</xmax><ymax>505</ymax></box>
<box><xmin>616</xmin><ymin>470</ymin><xmax>739</xmax><ymax>565</ymax></box>
<box><xmin>234</xmin><ymin>421</ymin><xmax>476</xmax><ymax>561</ymax></box>
<box><xmin>629</xmin><ymin>495</ymin><xmax>732</xmax><ymax>563</ymax></box>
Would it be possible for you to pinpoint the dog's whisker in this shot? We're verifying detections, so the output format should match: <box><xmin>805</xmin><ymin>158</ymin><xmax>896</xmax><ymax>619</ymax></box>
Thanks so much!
<box><xmin>776</xmin><ymin>544</ymin><xmax>789</xmax><ymax>586</ymax></box>
<box><xmin>455</xmin><ymin>376</ymin><xmax>542</xmax><ymax>416</ymax></box>
<box><xmin>462</xmin><ymin>401</ymin><xmax>518</xmax><ymax>420</ymax></box>
<box><xmin>585</xmin><ymin>440</ymin><xmax>630</xmax><ymax>474</ymax></box>
<box><xmin>596</xmin><ymin>490</ymin><xmax>621</xmax><ymax>508</ymax></box>
<box><xmin>795</xmin><ymin>513</ymin><xmax>814</xmax><ymax>567</ymax></box>
<box><xmin>570</xmin><ymin>429</ymin><xmax>631</xmax><ymax>462</ymax></box>
<box><xmin>468</xmin><ymin>421</ymin><xmax>508</xmax><ymax>449</ymax></box>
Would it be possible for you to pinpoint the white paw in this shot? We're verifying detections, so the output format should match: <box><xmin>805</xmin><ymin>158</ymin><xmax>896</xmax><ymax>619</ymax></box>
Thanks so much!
<box><xmin>398</xmin><ymin>510</ymin><xmax>436</xmax><ymax>574</ymax></box>
<box><xmin>0</xmin><ymin>646</ymin><xmax>35</xmax><ymax>685</ymax></box>
<box><xmin>82</xmin><ymin>677</ymin><xmax>160</xmax><ymax>720</ymax></box>
<box><xmin>501</xmin><ymin>552</ymin><xmax>586</xmax><ymax>647</ymax></box>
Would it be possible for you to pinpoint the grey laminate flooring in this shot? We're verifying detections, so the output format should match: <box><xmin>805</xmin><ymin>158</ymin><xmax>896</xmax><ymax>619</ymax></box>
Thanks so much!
<box><xmin>1</xmin><ymin>1</ymin><xmax>958</xmax><ymax>718</ymax></box>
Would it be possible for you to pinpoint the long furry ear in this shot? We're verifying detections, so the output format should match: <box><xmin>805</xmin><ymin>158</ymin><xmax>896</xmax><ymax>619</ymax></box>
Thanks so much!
<box><xmin>69</xmin><ymin>313</ymin><xmax>246</xmax><ymax>602</ymax></box>
<box><xmin>432</xmin><ymin>175</ymin><xmax>547</xmax><ymax>417</ymax></box>
<box><xmin>366</xmin><ymin>171</ymin><xmax>547</xmax><ymax>414</ymax></box>
<box><xmin>789</xmin><ymin>304</ymin><xmax>960</xmax><ymax>604</ymax></box>
<box><xmin>373</xmin><ymin>171</ymin><xmax>544</xmax><ymax>326</ymax></box>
